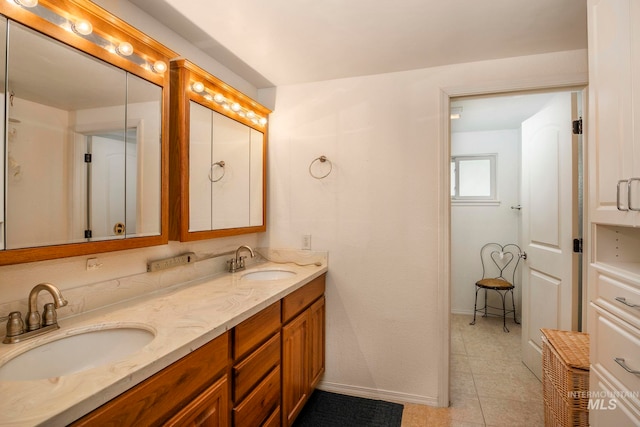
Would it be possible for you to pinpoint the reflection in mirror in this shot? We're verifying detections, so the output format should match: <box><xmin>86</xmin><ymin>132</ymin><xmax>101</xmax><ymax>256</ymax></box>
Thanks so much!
<box><xmin>189</xmin><ymin>102</ymin><xmax>264</xmax><ymax>231</ymax></box>
<box><xmin>4</xmin><ymin>21</ymin><xmax>162</xmax><ymax>250</ymax></box>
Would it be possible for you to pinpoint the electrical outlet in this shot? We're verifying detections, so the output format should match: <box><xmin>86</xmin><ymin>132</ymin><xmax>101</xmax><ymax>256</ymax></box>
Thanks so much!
<box><xmin>302</xmin><ymin>234</ymin><xmax>312</xmax><ymax>250</ymax></box>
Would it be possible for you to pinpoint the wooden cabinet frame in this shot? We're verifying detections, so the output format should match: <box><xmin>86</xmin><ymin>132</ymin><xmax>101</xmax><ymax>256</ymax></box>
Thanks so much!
<box><xmin>169</xmin><ymin>59</ymin><xmax>271</xmax><ymax>241</ymax></box>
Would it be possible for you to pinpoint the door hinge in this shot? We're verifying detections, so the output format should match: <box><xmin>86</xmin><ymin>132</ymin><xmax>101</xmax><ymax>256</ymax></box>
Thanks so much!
<box><xmin>84</xmin><ymin>153</ymin><xmax>92</xmax><ymax>163</ymax></box>
<box><xmin>572</xmin><ymin>118</ymin><xmax>583</xmax><ymax>135</ymax></box>
<box><xmin>573</xmin><ymin>238</ymin><xmax>583</xmax><ymax>253</ymax></box>
<box><xmin>84</xmin><ymin>229</ymin><xmax>92</xmax><ymax>238</ymax></box>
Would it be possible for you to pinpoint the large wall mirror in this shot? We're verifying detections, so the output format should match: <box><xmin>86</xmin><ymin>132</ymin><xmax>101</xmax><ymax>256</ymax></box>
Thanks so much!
<box><xmin>170</xmin><ymin>60</ymin><xmax>270</xmax><ymax>241</ymax></box>
<box><xmin>0</xmin><ymin>0</ymin><xmax>176</xmax><ymax>265</ymax></box>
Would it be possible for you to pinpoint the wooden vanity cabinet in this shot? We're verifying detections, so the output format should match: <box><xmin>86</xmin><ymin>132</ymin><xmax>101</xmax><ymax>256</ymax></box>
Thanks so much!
<box><xmin>282</xmin><ymin>275</ymin><xmax>326</xmax><ymax>426</ymax></box>
<box><xmin>232</xmin><ymin>302</ymin><xmax>282</xmax><ymax>426</ymax></box>
<box><xmin>71</xmin><ymin>273</ymin><xmax>326</xmax><ymax>427</ymax></box>
<box><xmin>72</xmin><ymin>332</ymin><xmax>230</xmax><ymax>427</ymax></box>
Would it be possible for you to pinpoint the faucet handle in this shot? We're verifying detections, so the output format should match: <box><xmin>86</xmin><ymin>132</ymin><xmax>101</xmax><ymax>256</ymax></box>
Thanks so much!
<box><xmin>5</xmin><ymin>312</ymin><xmax>25</xmax><ymax>337</ymax></box>
<box><xmin>42</xmin><ymin>303</ymin><xmax>58</xmax><ymax>327</ymax></box>
<box><xmin>238</xmin><ymin>256</ymin><xmax>247</xmax><ymax>269</ymax></box>
<box><xmin>227</xmin><ymin>258</ymin><xmax>237</xmax><ymax>273</ymax></box>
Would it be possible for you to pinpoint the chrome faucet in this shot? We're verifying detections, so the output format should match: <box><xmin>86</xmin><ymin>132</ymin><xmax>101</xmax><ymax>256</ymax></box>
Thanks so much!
<box><xmin>227</xmin><ymin>245</ymin><xmax>255</xmax><ymax>273</ymax></box>
<box><xmin>3</xmin><ymin>283</ymin><xmax>68</xmax><ymax>344</ymax></box>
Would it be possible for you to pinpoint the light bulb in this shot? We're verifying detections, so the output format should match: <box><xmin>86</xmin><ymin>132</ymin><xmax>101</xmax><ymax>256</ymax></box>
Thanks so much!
<box><xmin>152</xmin><ymin>60</ymin><xmax>167</xmax><ymax>73</ymax></box>
<box><xmin>231</xmin><ymin>102</ymin><xmax>241</xmax><ymax>112</ymax></box>
<box><xmin>117</xmin><ymin>42</ymin><xmax>133</xmax><ymax>56</ymax></box>
<box><xmin>213</xmin><ymin>94</ymin><xmax>224</xmax><ymax>103</ymax></box>
<box><xmin>246</xmin><ymin>111</ymin><xmax>255</xmax><ymax>119</ymax></box>
<box><xmin>259</xmin><ymin>117</ymin><xmax>268</xmax><ymax>125</ymax></box>
<box><xmin>72</xmin><ymin>20</ymin><xmax>93</xmax><ymax>35</ymax></box>
<box><xmin>192</xmin><ymin>81</ymin><xmax>205</xmax><ymax>92</ymax></box>
<box><xmin>14</xmin><ymin>0</ymin><xmax>38</xmax><ymax>7</ymax></box>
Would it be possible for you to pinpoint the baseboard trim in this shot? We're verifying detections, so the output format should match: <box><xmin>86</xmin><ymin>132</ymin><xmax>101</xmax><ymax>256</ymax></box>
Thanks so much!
<box><xmin>451</xmin><ymin>309</ymin><xmax>474</xmax><ymax>315</ymax></box>
<box><xmin>316</xmin><ymin>381</ymin><xmax>439</xmax><ymax>407</ymax></box>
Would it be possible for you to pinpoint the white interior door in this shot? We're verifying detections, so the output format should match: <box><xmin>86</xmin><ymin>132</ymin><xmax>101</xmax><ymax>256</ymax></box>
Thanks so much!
<box><xmin>521</xmin><ymin>92</ymin><xmax>578</xmax><ymax>379</ymax></box>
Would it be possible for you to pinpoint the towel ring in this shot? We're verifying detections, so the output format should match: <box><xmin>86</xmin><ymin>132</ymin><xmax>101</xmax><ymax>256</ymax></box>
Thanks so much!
<box><xmin>309</xmin><ymin>155</ymin><xmax>332</xmax><ymax>179</ymax></box>
<box><xmin>209</xmin><ymin>160</ymin><xmax>226</xmax><ymax>182</ymax></box>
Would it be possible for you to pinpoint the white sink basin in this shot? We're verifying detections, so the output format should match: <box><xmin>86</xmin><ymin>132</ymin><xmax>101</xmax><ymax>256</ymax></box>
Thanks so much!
<box><xmin>242</xmin><ymin>269</ymin><xmax>297</xmax><ymax>281</ymax></box>
<box><xmin>0</xmin><ymin>327</ymin><xmax>154</xmax><ymax>381</ymax></box>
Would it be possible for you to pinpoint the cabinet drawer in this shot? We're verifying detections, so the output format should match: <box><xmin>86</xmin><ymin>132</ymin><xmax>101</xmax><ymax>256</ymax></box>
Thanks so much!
<box><xmin>263</xmin><ymin>406</ymin><xmax>281</xmax><ymax>427</ymax></box>
<box><xmin>282</xmin><ymin>274</ymin><xmax>326</xmax><ymax>323</ymax></box>
<box><xmin>234</xmin><ymin>301</ymin><xmax>281</xmax><ymax>359</ymax></box>
<box><xmin>233</xmin><ymin>366</ymin><xmax>281</xmax><ymax>427</ymax></box>
<box><xmin>72</xmin><ymin>332</ymin><xmax>229</xmax><ymax>426</ymax></box>
<box><xmin>591</xmin><ymin>305</ymin><xmax>640</xmax><ymax>409</ymax></box>
<box><xmin>593</xmin><ymin>269</ymin><xmax>640</xmax><ymax>329</ymax></box>
<box><xmin>590</xmin><ymin>366</ymin><xmax>640</xmax><ymax>426</ymax></box>
<box><xmin>233</xmin><ymin>332</ymin><xmax>281</xmax><ymax>402</ymax></box>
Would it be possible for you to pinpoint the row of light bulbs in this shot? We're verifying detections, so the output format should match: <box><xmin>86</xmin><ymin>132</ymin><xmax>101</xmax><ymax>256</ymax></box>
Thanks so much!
<box><xmin>191</xmin><ymin>81</ymin><xmax>268</xmax><ymax>126</ymax></box>
<box><xmin>12</xmin><ymin>0</ymin><xmax>168</xmax><ymax>74</ymax></box>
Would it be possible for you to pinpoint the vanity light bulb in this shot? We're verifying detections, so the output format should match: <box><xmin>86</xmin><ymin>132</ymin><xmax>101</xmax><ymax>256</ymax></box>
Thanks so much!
<box><xmin>117</xmin><ymin>42</ymin><xmax>133</xmax><ymax>56</ymax></box>
<box><xmin>259</xmin><ymin>117</ymin><xmax>268</xmax><ymax>125</ymax></box>
<box><xmin>213</xmin><ymin>94</ymin><xmax>224</xmax><ymax>103</ymax></box>
<box><xmin>152</xmin><ymin>60</ymin><xmax>167</xmax><ymax>73</ymax></box>
<box><xmin>231</xmin><ymin>102</ymin><xmax>241</xmax><ymax>112</ymax></box>
<box><xmin>192</xmin><ymin>81</ymin><xmax>205</xmax><ymax>93</ymax></box>
<box><xmin>14</xmin><ymin>0</ymin><xmax>38</xmax><ymax>7</ymax></box>
<box><xmin>246</xmin><ymin>111</ymin><xmax>255</xmax><ymax>119</ymax></box>
<box><xmin>72</xmin><ymin>20</ymin><xmax>93</xmax><ymax>35</ymax></box>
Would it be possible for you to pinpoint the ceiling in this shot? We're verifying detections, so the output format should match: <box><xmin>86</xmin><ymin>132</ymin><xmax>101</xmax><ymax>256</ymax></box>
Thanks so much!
<box><xmin>129</xmin><ymin>0</ymin><xmax>588</xmax><ymax>89</ymax></box>
<box><xmin>451</xmin><ymin>92</ymin><xmax>563</xmax><ymax>133</ymax></box>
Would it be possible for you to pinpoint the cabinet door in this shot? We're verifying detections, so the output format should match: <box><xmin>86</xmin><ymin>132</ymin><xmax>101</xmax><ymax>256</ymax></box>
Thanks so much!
<box><xmin>282</xmin><ymin>311</ymin><xmax>309</xmax><ymax>426</ymax></box>
<box><xmin>189</xmin><ymin>101</ymin><xmax>213</xmax><ymax>232</ymax></box>
<box><xmin>164</xmin><ymin>376</ymin><xmax>229</xmax><ymax>427</ymax></box>
<box><xmin>588</xmin><ymin>0</ymin><xmax>639</xmax><ymax>225</ymax></box>
<box><xmin>309</xmin><ymin>297</ymin><xmax>325</xmax><ymax>389</ymax></box>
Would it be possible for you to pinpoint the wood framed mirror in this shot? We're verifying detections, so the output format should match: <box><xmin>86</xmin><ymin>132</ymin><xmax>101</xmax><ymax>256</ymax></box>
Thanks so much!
<box><xmin>0</xmin><ymin>0</ymin><xmax>176</xmax><ymax>265</ymax></box>
<box><xmin>170</xmin><ymin>59</ymin><xmax>270</xmax><ymax>241</ymax></box>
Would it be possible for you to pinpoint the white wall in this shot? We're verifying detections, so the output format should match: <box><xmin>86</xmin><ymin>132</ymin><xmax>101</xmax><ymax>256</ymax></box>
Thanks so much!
<box><xmin>262</xmin><ymin>49</ymin><xmax>587</xmax><ymax>404</ymax></box>
<box><xmin>450</xmin><ymin>129</ymin><xmax>521</xmax><ymax>315</ymax></box>
<box><xmin>6</xmin><ymin>98</ymin><xmax>70</xmax><ymax>248</ymax></box>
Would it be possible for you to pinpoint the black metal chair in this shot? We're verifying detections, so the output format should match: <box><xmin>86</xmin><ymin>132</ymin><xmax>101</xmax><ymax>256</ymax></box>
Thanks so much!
<box><xmin>470</xmin><ymin>242</ymin><xmax>523</xmax><ymax>332</ymax></box>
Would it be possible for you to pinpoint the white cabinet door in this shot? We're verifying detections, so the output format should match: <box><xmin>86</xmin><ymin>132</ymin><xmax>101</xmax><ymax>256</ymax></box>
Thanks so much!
<box><xmin>211</xmin><ymin>112</ymin><xmax>250</xmax><ymax>230</ymax></box>
<box><xmin>189</xmin><ymin>101</ymin><xmax>213</xmax><ymax>232</ymax></box>
<box><xmin>588</xmin><ymin>0</ymin><xmax>640</xmax><ymax>226</ymax></box>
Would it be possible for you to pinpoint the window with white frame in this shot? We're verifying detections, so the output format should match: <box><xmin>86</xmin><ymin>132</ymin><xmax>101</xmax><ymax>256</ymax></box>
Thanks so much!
<box><xmin>451</xmin><ymin>154</ymin><xmax>497</xmax><ymax>201</ymax></box>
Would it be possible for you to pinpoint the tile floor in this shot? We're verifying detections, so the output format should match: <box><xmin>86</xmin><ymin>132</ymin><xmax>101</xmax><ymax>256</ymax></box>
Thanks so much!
<box><xmin>401</xmin><ymin>314</ymin><xmax>544</xmax><ymax>426</ymax></box>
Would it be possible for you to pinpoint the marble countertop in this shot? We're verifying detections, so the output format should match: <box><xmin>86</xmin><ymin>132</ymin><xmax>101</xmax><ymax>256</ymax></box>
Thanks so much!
<box><xmin>0</xmin><ymin>260</ymin><xmax>327</xmax><ymax>427</ymax></box>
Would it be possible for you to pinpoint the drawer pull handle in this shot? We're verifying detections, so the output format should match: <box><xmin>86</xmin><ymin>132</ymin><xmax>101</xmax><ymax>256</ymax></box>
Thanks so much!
<box><xmin>614</xmin><ymin>358</ymin><xmax>640</xmax><ymax>375</ymax></box>
<box><xmin>618</xmin><ymin>180</ymin><xmax>630</xmax><ymax>211</ymax></box>
<box><xmin>615</xmin><ymin>296</ymin><xmax>640</xmax><ymax>309</ymax></box>
<box><xmin>629</xmin><ymin>178</ymin><xmax>640</xmax><ymax>211</ymax></box>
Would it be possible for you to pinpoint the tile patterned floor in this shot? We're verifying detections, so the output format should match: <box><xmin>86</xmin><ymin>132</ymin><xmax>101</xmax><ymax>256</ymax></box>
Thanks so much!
<box><xmin>401</xmin><ymin>314</ymin><xmax>544</xmax><ymax>426</ymax></box>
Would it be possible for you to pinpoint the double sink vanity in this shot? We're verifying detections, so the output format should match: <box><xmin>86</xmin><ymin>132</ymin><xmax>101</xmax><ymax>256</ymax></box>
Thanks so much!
<box><xmin>0</xmin><ymin>254</ymin><xmax>327</xmax><ymax>426</ymax></box>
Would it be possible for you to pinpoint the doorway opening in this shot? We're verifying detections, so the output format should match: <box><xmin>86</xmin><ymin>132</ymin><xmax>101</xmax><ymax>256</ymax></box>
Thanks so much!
<box><xmin>449</xmin><ymin>88</ymin><xmax>585</xmax><ymax>385</ymax></box>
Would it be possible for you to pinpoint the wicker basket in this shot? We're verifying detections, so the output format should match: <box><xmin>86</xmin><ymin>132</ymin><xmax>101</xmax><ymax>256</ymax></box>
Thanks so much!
<box><xmin>541</xmin><ymin>328</ymin><xmax>590</xmax><ymax>427</ymax></box>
